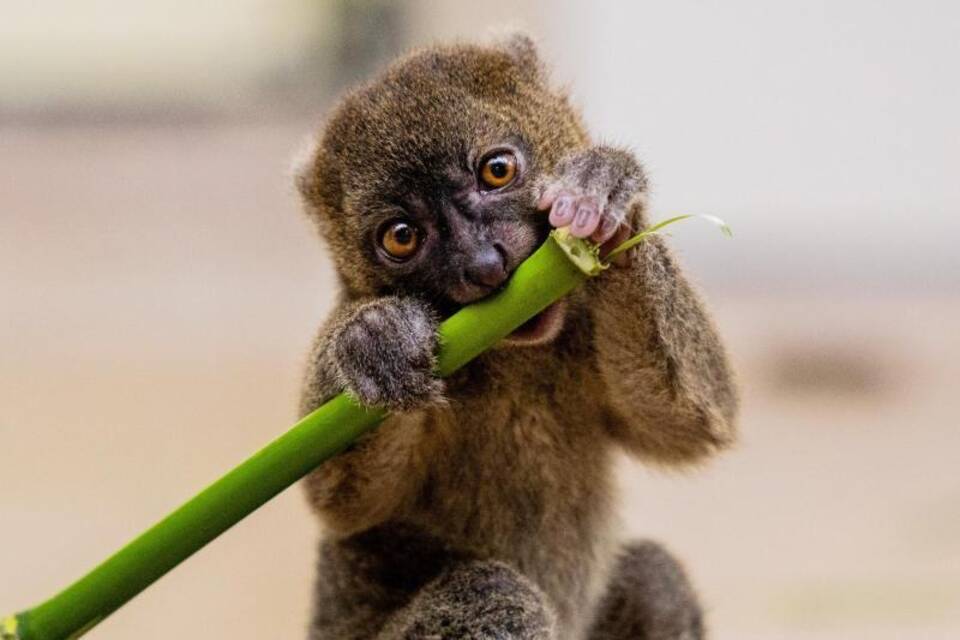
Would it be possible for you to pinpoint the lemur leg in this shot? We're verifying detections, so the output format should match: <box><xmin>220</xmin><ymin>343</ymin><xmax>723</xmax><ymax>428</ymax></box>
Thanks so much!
<box><xmin>309</xmin><ymin>524</ymin><xmax>555</xmax><ymax>640</ymax></box>
<box><xmin>378</xmin><ymin>561</ymin><xmax>556</xmax><ymax>640</ymax></box>
<box><xmin>586</xmin><ymin>542</ymin><xmax>705</xmax><ymax>640</ymax></box>
<box><xmin>308</xmin><ymin>524</ymin><xmax>456</xmax><ymax>640</ymax></box>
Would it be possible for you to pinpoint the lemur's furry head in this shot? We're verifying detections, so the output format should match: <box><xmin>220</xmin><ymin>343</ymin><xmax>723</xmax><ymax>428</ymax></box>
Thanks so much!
<box><xmin>297</xmin><ymin>34</ymin><xmax>587</xmax><ymax>313</ymax></box>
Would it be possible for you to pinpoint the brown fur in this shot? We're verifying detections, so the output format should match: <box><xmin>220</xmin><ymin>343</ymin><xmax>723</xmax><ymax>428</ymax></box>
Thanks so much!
<box><xmin>296</xmin><ymin>34</ymin><xmax>738</xmax><ymax>640</ymax></box>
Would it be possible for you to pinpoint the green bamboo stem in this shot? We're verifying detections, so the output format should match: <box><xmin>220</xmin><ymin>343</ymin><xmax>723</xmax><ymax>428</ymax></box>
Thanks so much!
<box><xmin>4</xmin><ymin>212</ymin><xmax>729</xmax><ymax>640</ymax></box>
<box><xmin>3</xmin><ymin>232</ymin><xmax>591</xmax><ymax>640</ymax></box>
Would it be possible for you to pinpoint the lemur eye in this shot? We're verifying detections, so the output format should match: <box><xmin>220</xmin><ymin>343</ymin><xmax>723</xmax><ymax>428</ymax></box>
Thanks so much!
<box><xmin>379</xmin><ymin>220</ymin><xmax>421</xmax><ymax>260</ymax></box>
<box><xmin>479</xmin><ymin>151</ymin><xmax>518</xmax><ymax>189</ymax></box>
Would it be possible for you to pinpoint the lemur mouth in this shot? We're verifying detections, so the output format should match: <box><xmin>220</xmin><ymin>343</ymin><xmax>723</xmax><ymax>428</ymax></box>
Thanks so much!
<box><xmin>500</xmin><ymin>300</ymin><xmax>567</xmax><ymax>347</ymax></box>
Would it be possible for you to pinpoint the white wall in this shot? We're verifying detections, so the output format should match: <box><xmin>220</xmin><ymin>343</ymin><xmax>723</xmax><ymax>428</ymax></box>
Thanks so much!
<box><xmin>0</xmin><ymin>0</ymin><xmax>331</xmax><ymax>109</ymax></box>
<box><xmin>411</xmin><ymin>0</ymin><xmax>960</xmax><ymax>291</ymax></box>
<box><xmin>6</xmin><ymin>0</ymin><xmax>957</xmax><ymax>290</ymax></box>
<box><xmin>547</xmin><ymin>0</ymin><xmax>960</xmax><ymax>291</ymax></box>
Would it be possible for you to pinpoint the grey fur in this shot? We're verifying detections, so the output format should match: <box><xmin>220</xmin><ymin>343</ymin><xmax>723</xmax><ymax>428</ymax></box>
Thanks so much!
<box><xmin>380</xmin><ymin>561</ymin><xmax>555</xmax><ymax>640</ymax></box>
<box><xmin>586</xmin><ymin>542</ymin><xmax>705</xmax><ymax>640</ymax></box>
<box><xmin>297</xmin><ymin>34</ymin><xmax>738</xmax><ymax>640</ymax></box>
<box><xmin>332</xmin><ymin>297</ymin><xmax>444</xmax><ymax>411</ymax></box>
<box><xmin>536</xmin><ymin>145</ymin><xmax>647</xmax><ymax>233</ymax></box>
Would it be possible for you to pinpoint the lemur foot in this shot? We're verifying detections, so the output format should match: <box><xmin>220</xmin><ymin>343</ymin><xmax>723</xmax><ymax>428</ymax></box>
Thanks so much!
<box><xmin>333</xmin><ymin>297</ymin><xmax>444</xmax><ymax>411</ymax></box>
<box><xmin>535</xmin><ymin>146</ymin><xmax>647</xmax><ymax>261</ymax></box>
<box><xmin>380</xmin><ymin>561</ymin><xmax>556</xmax><ymax>640</ymax></box>
<box><xmin>587</xmin><ymin>541</ymin><xmax>705</xmax><ymax>640</ymax></box>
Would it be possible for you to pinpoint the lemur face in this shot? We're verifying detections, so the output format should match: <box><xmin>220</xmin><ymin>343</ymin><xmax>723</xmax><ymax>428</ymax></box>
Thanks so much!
<box><xmin>355</xmin><ymin>138</ymin><xmax>548</xmax><ymax>312</ymax></box>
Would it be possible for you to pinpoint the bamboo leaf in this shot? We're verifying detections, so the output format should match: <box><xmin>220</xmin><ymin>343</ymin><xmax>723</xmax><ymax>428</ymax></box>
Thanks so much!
<box><xmin>605</xmin><ymin>214</ymin><xmax>732</xmax><ymax>261</ymax></box>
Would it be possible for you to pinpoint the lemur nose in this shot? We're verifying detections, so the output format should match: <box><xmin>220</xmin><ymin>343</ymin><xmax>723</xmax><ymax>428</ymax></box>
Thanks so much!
<box><xmin>464</xmin><ymin>244</ymin><xmax>508</xmax><ymax>289</ymax></box>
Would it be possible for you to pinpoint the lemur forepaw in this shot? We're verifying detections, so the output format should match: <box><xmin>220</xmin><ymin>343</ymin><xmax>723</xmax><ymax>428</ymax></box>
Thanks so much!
<box><xmin>333</xmin><ymin>298</ymin><xmax>444</xmax><ymax>411</ymax></box>
<box><xmin>536</xmin><ymin>146</ymin><xmax>647</xmax><ymax>259</ymax></box>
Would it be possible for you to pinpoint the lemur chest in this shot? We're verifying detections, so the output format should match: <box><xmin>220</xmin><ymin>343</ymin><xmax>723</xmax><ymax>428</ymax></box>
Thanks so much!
<box><xmin>410</xmin><ymin>389</ymin><xmax>615</xmax><ymax>553</ymax></box>
<box><xmin>403</xmin><ymin>394</ymin><xmax>618</xmax><ymax>626</ymax></box>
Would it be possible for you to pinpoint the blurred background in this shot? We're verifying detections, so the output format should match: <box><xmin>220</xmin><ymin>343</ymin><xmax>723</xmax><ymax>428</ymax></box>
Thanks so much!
<box><xmin>2</xmin><ymin>1</ymin><xmax>958</xmax><ymax>639</ymax></box>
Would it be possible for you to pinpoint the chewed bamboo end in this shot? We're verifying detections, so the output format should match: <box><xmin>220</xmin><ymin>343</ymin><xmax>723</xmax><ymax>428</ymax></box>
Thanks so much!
<box><xmin>549</xmin><ymin>228</ymin><xmax>607</xmax><ymax>277</ymax></box>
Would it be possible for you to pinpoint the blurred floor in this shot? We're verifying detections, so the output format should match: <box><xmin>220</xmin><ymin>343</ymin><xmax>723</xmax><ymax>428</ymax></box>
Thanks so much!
<box><xmin>2</xmin><ymin>123</ymin><xmax>958</xmax><ymax>639</ymax></box>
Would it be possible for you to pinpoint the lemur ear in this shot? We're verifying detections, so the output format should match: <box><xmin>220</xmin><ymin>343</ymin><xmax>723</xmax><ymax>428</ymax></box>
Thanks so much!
<box><xmin>499</xmin><ymin>32</ymin><xmax>539</xmax><ymax>65</ymax></box>
<box><xmin>292</xmin><ymin>134</ymin><xmax>344</xmax><ymax>236</ymax></box>
<box><xmin>492</xmin><ymin>31</ymin><xmax>545</xmax><ymax>79</ymax></box>
<box><xmin>291</xmin><ymin>133</ymin><xmax>320</xmax><ymax>202</ymax></box>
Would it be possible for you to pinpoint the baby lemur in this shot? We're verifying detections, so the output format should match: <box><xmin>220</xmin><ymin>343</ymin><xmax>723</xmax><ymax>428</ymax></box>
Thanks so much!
<box><xmin>296</xmin><ymin>34</ymin><xmax>738</xmax><ymax>640</ymax></box>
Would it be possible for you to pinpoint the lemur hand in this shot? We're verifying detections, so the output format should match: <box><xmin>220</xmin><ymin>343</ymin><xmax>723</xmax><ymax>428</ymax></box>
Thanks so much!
<box><xmin>333</xmin><ymin>297</ymin><xmax>444</xmax><ymax>411</ymax></box>
<box><xmin>536</xmin><ymin>146</ymin><xmax>647</xmax><ymax>263</ymax></box>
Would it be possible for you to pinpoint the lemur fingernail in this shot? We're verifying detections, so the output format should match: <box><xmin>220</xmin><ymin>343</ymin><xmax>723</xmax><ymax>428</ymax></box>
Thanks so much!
<box><xmin>550</xmin><ymin>197</ymin><xmax>575</xmax><ymax>226</ymax></box>
<box><xmin>573</xmin><ymin>205</ymin><xmax>595</xmax><ymax>230</ymax></box>
<box><xmin>600</xmin><ymin>215</ymin><xmax>619</xmax><ymax>236</ymax></box>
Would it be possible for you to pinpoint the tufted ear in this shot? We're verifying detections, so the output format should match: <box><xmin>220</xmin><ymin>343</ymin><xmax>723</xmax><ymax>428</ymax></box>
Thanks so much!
<box><xmin>491</xmin><ymin>30</ymin><xmax>545</xmax><ymax>79</ymax></box>
<box><xmin>291</xmin><ymin>132</ymin><xmax>321</xmax><ymax>202</ymax></box>
<box><xmin>291</xmin><ymin>133</ymin><xmax>346</xmax><ymax>246</ymax></box>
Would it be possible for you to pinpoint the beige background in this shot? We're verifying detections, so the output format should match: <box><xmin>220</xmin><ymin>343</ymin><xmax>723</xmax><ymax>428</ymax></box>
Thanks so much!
<box><xmin>2</xmin><ymin>2</ymin><xmax>959</xmax><ymax>639</ymax></box>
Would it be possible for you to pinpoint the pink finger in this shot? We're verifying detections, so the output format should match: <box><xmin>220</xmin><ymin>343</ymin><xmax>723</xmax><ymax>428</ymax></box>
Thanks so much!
<box><xmin>536</xmin><ymin>185</ymin><xmax>563</xmax><ymax>211</ymax></box>
<box><xmin>600</xmin><ymin>224</ymin><xmax>633</xmax><ymax>267</ymax></box>
<box><xmin>549</xmin><ymin>196</ymin><xmax>576</xmax><ymax>226</ymax></box>
<box><xmin>591</xmin><ymin>214</ymin><xmax>621</xmax><ymax>243</ymax></box>
<box><xmin>569</xmin><ymin>201</ymin><xmax>600</xmax><ymax>238</ymax></box>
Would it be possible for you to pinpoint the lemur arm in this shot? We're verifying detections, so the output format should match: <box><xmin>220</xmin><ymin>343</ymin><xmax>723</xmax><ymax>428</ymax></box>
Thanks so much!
<box><xmin>299</xmin><ymin>296</ymin><xmax>438</xmax><ymax>535</ymax></box>
<box><xmin>589</xmin><ymin>203</ymin><xmax>739</xmax><ymax>464</ymax></box>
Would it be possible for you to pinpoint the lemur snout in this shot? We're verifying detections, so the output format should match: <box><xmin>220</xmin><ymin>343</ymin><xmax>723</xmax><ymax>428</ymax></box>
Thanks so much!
<box><xmin>463</xmin><ymin>243</ymin><xmax>508</xmax><ymax>289</ymax></box>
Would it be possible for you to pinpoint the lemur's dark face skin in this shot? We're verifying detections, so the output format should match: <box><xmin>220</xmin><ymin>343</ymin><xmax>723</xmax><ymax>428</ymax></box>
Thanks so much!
<box><xmin>357</xmin><ymin>141</ymin><xmax>549</xmax><ymax>313</ymax></box>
